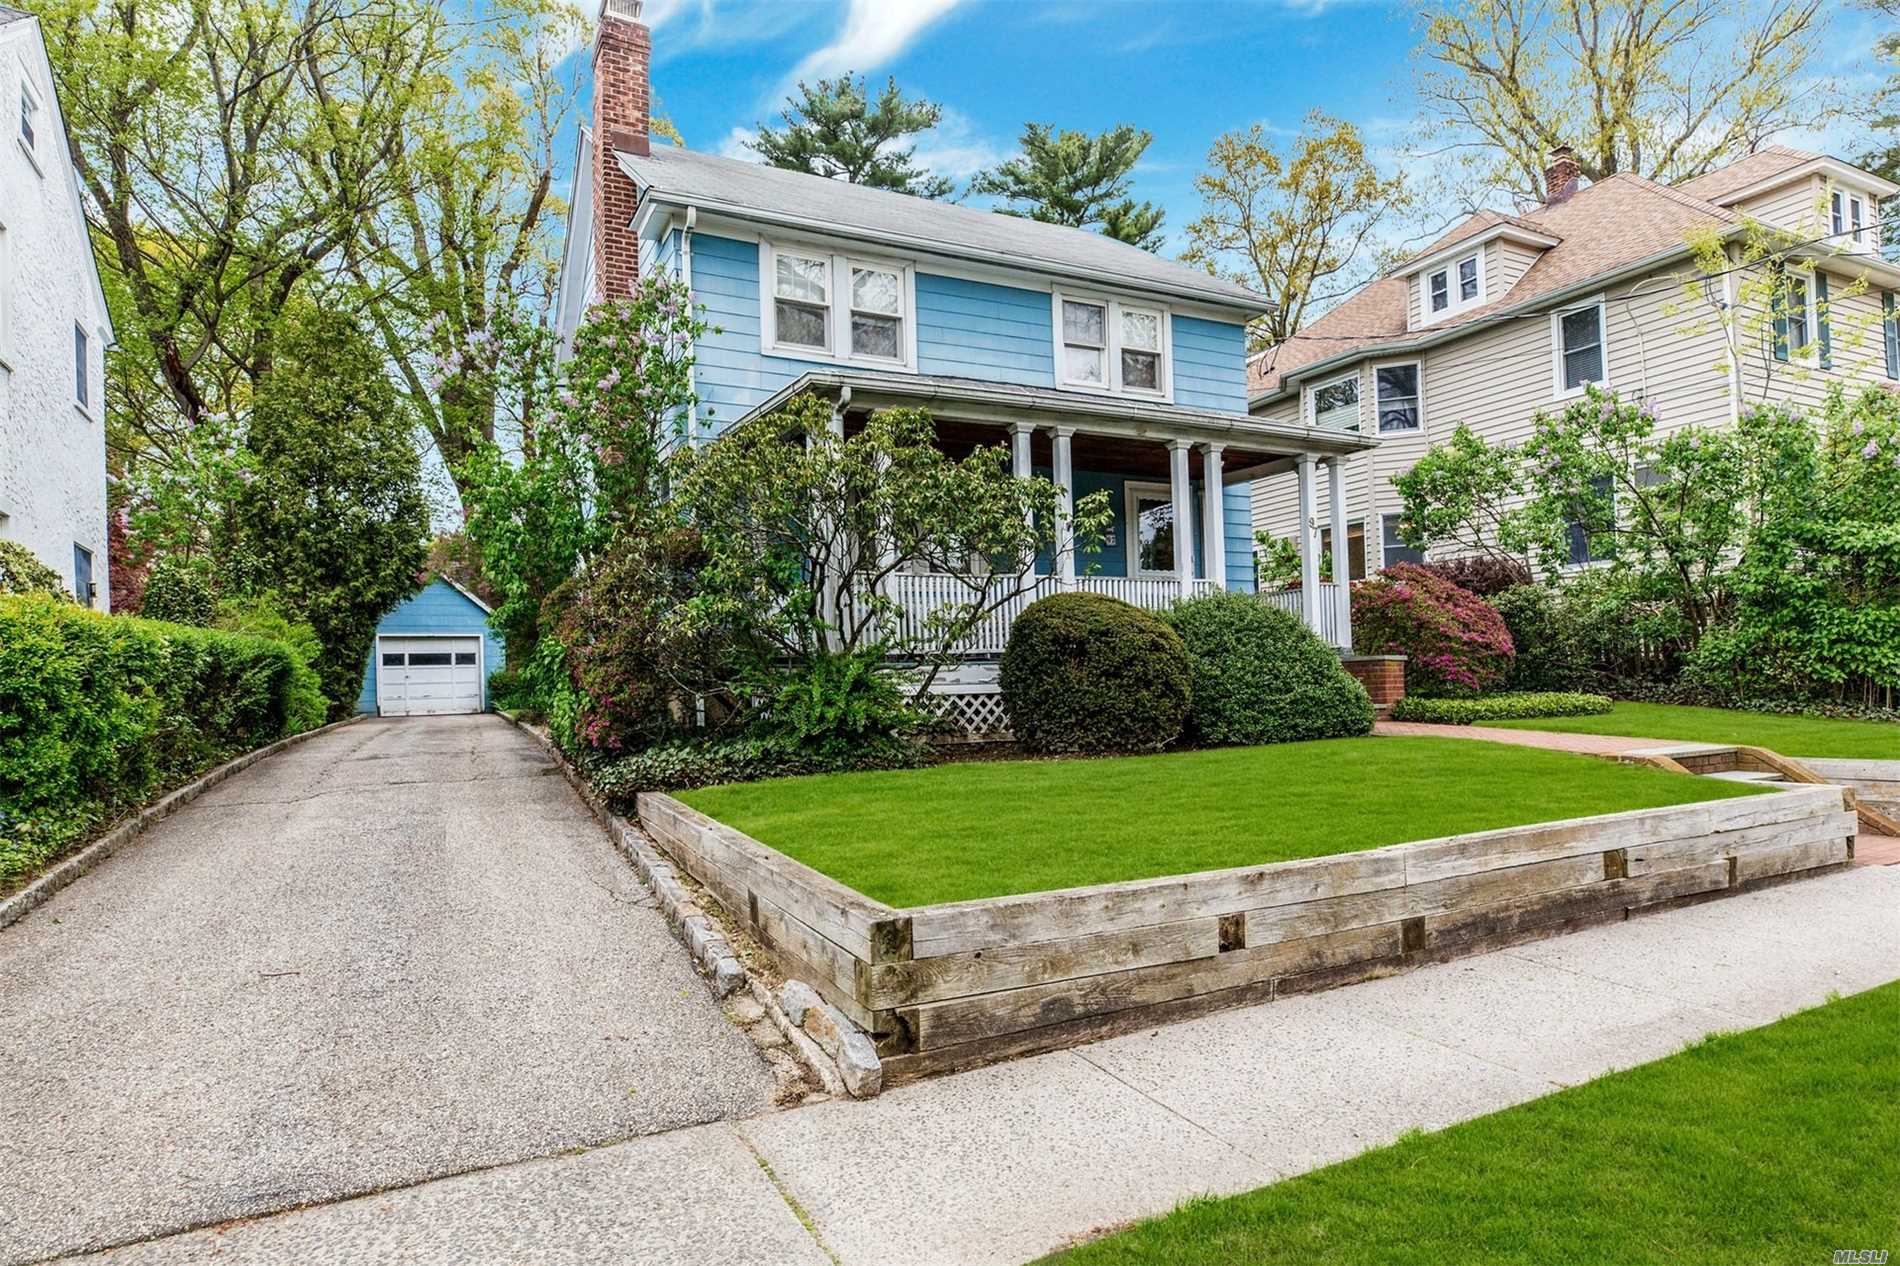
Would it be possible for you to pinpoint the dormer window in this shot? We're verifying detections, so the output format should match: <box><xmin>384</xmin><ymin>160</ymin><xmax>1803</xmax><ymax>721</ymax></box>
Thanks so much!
<box><xmin>1423</xmin><ymin>251</ymin><xmax>1483</xmax><ymax>324</ymax></box>
<box><xmin>1851</xmin><ymin>196</ymin><xmax>1865</xmax><ymax>245</ymax></box>
<box><xmin>1054</xmin><ymin>291</ymin><xmax>1169</xmax><ymax>398</ymax></box>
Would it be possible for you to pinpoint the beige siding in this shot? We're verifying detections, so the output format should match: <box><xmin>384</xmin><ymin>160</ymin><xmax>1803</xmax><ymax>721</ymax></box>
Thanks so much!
<box><xmin>1406</xmin><ymin>273</ymin><xmax>1422</xmax><ymax>330</ymax></box>
<box><xmin>1493</xmin><ymin>240</ymin><xmax>1542</xmax><ymax>299</ymax></box>
<box><xmin>1733</xmin><ymin>175</ymin><xmax>1825</xmax><ymax>236</ymax></box>
<box><xmin>1734</xmin><ymin>261</ymin><xmax>1897</xmax><ymax>413</ymax></box>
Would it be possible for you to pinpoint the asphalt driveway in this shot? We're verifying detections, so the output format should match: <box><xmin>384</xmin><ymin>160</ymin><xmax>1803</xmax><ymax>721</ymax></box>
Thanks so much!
<box><xmin>0</xmin><ymin>715</ymin><xmax>774</xmax><ymax>1265</ymax></box>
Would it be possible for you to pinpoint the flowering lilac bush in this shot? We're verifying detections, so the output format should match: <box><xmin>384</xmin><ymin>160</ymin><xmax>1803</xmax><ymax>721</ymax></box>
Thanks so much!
<box><xmin>1351</xmin><ymin>563</ymin><xmax>1515</xmax><ymax>697</ymax></box>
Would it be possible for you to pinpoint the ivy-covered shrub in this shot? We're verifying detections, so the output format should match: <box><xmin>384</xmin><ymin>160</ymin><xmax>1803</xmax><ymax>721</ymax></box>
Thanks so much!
<box><xmin>0</xmin><ymin>541</ymin><xmax>71</xmax><ymax>599</ymax></box>
<box><xmin>1415</xmin><ymin>556</ymin><xmax>1532</xmax><ymax>596</ymax></box>
<box><xmin>212</xmin><ymin>592</ymin><xmax>328</xmax><ymax>733</ymax></box>
<box><xmin>1</xmin><ymin>595</ymin><xmax>302</xmax><ymax>885</ymax></box>
<box><xmin>1390</xmin><ymin>691</ymin><xmax>1614</xmax><ymax>725</ymax></box>
<box><xmin>591</xmin><ymin>732</ymin><xmax>925</xmax><ymax>801</ymax></box>
<box><xmin>1164</xmin><ymin>591</ymin><xmax>1372</xmax><ymax>745</ymax></box>
<box><xmin>140</xmin><ymin>556</ymin><xmax>217</xmax><ymax>626</ymax></box>
<box><xmin>1352</xmin><ymin>563</ymin><xmax>1514</xmax><ymax>697</ymax></box>
<box><xmin>1000</xmin><ymin>592</ymin><xmax>1191</xmax><ymax>754</ymax></box>
<box><xmin>1491</xmin><ymin>584</ymin><xmax>1580</xmax><ymax>692</ymax></box>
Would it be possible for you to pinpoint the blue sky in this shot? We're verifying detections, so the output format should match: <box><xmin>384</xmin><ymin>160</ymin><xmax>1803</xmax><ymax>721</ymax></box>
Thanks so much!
<box><xmin>573</xmin><ymin>0</ymin><xmax>1885</xmax><ymax>260</ymax></box>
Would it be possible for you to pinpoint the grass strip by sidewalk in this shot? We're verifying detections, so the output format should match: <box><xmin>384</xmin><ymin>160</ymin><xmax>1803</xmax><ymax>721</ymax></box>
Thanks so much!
<box><xmin>1042</xmin><ymin>982</ymin><xmax>1900</xmax><ymax>1266</ymax></box>
<box><xmin>1491</xmin><ymin>702</ymin><xmax>1898</xmax><ymax>761</ymax></box>
<box><xmin>680</xmin><ymin>736</ymin><xmax>1762</xmax><ymax>907</ymax></box>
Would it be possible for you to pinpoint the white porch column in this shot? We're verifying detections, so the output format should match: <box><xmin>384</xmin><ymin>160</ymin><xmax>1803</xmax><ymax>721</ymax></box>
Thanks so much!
<box><xmin>1296</xmin><ymin>453</ymin><xmax>1320</xmax><ymax>631</ymax></box>
<box><xmin>1326</xmin><ymin>456</ymin><xmax>1352</xmax><ymax>649</ymax></box>
<box><xmin>1052</xmin><ymin>426</ymin><xmax>1077</xmax><ymax>588</ymax></box>
<box><xmin>1199</xmin><ymin>443</ymin><xmax>1226</xmax><ymax>592</ymax></box>
<box><xmin>1009</xmin><ymin>422</ymin><xmax>1037</xmax><ymax>584</ymax></box>
<box><xmin>1168</xmin><ymin>439</ymin><xmax>1196</xmax><ymax>599</ymax></box>
<box><xmin>818</xmin><ymin>403</ymin><xmax>848</xmax><ymax>652</ymax></box>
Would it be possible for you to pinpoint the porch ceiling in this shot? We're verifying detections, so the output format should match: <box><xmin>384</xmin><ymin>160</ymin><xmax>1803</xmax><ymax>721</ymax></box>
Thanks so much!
<box><xmin>742</xmin><ymin>368</ymin><xmax>1378</xmax><ymax>474</ymax></box>
<box><xmin>879</xmin><ymin>418</ymin><xmax>1284</xmax><ymax>483</ymax></box>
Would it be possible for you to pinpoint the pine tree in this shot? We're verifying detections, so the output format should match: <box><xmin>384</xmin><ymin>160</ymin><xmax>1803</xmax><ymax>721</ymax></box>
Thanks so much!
<box><xmin>970</xmin><ymin>124</ymin><xmax>1165</xmax><ymax>251</ymax></box>
<box><xmin>751</xmin><ymin>75</ymin><xmax>953</xmax><ymax>199</ymax></box>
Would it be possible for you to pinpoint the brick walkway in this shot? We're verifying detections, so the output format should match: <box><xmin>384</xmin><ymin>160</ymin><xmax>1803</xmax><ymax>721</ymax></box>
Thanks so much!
<box><xmin>1373</xmin><ymin>720</ymin><xmax>1663</xmax><ymax>756</ymax></box>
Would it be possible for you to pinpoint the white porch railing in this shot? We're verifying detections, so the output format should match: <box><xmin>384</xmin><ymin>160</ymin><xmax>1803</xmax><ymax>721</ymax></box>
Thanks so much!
<box><xmin>1259</xmin><ymin>582</ymin><xmax>1351</xmax><ymax>649</ymax></box>
<box><xmin>878</xmin><ymin>573</ymin><xmax>1220</xmax><ymax>657</ymax></box>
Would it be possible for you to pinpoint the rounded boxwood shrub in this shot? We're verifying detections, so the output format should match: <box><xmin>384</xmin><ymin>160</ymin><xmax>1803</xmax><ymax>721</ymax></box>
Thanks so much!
<box><xmin>1351</xmin><ymin>563</ymin><xmax>1514</xmax><ymax>697</ymax></box>
<box><xmin>1000</xmin><ymin>591</ymin><xmax>1191</xmax><ymax>754</ymax></box>
<box><xmin>1164</xmin><ymin>591</ymin><xmax>1373</xmax><ymax>745</ymax></box>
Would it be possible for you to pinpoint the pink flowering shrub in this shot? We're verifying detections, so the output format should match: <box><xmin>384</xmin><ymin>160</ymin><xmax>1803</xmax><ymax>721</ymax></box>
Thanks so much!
<box><xmin>1351</xmin><ymin>563</ymin><xmax>1515</xmax><ymax>697</ymax></box>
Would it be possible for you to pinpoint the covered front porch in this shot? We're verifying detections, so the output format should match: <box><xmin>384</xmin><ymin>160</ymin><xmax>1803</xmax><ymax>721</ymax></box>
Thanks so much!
<box><xmin>757</xmin><ymin>370</ymin><xmax>1377</xmax><ymax>658</ymax></box>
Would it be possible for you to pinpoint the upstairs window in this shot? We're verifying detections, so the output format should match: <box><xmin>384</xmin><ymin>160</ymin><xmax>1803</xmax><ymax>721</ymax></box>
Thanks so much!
<box><xmin>1055</xmin><ymin>293</ymin><xmax>1168</xmax><ymax>397</ymax></box>
<box><xmin>762</xmin><ymin>242</ymin><xmax>914</xmax><ymax>368</ymax></box>
<box><xmin>1309</xmin><ymin>372</ymin><xmax>1360</xmax><ymax>431</ymax></box>
<box><xmin>1787</xmin><ymin>277</ymin><xmax>1811</xmax><ymax>352</ymax></box>
<box><xmin>771</xmin><ymin>250</ymin><xmax>830</xmax><ymax>352</ymax></box>
<box><xmin>19</xmin><ymin>79</ymin><xmax>38</xmax><ymax>156</ymax></box>
<box><xmin>1060</xmin><ymin>299</ymin><xmax>1106</xmax><ymax>386</ymax></box>
<box><xmin>1851</xmin><ymin>196</ymin><xmax>1866</xmax><ymax>245</ymax></box>
<box><xmin>1554</xmin><ymin>301</ymin><xmax>1606</xmax><ymax>395</ymax></box>
<box><xmin>74</xmin><ymin>324</ymin><xmax>88</xmax><ymax>408</ymax></box>
<box><xmin>1885</xmin><ymin>292</ymin><xmax>1898</xmax><ymax>381</ymax></box>
<box><xmin>848</xmin><ymin>264</ymin><xmax>902</xmax><ymax>361</ymax></box>
<box><xmin>1832</xmin><ymin>190</ymin><xmax>1845</xmax><ymax>236</ymax></box>
<box><xmin>1375</xmin><ymin>364</ymin><xmax>1420</xmax><ymax>432</ymax></box>
<box><xmin>1423</xmin><ymin>251</ymin><xmax>1482</xmax><ymax>323</ymax></box>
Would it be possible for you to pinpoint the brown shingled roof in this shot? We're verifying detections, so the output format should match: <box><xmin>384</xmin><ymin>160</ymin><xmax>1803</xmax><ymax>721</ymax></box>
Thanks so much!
<box><xmin>1674</xmin><ymin>145</ymin><xmax>1819</xmax><ymax>204</ymax></box>
<box><xmin>1251</xmin><ymin>170</ymin><xmax>1742</xmax><ymax>398</ymax></box>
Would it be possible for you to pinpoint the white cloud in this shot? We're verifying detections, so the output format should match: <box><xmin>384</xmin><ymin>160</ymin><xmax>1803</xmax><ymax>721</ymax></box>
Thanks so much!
<box><xmin>910</xmin><ymin>107</ymin><xmax>1007</xmax><ymax>182</ymax></box>
<box><xmin>717</xmin><ymin>124</ymin><xmax>759</xmax><ymax>160</ymax></box>
<box><xmin>791</xmin><ymin>0</ymin><xmax>965</xmax><ymax>81</ymax></box>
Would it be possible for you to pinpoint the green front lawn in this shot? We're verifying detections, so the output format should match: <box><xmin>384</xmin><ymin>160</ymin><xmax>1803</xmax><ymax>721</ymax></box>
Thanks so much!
<box><xmin>680</xmin><ymin>737</ymin><xmax>1762</xmax><ymax>907</ymax></box>
<box><xmin>1491</xmin><ymin>702</ymin><xmax>1898</xmax><ymax>761</ymax></box>
<box><xmin>1042</xmin><ymin>983</ymin><xmax>1900</xmax><ymax>1266</ymax></box>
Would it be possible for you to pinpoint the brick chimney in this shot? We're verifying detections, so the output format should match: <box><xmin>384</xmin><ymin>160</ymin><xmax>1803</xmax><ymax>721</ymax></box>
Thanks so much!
<box><xmin>1544</xmin><ymin>144</ymin><xmax>1581</xmax><ymax>205</ymax></box>
<box><xmin>592</xmin><ymin>0</ymin><xmax>650</xmax><ymax>303</ymax></box>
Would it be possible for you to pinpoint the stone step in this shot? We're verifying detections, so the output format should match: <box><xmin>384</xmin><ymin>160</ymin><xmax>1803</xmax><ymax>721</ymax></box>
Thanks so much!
<box><xmin>1704</xmin><ymin>769</ymin><xmax>1791</xmax><ymax>783</ymax></box>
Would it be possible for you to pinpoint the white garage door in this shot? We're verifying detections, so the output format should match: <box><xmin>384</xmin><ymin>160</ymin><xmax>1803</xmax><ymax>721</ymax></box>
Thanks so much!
<box><xmin>376</xmin><ymin>636</ymin><xmax>484</xmax><ymax>716</ymax></box>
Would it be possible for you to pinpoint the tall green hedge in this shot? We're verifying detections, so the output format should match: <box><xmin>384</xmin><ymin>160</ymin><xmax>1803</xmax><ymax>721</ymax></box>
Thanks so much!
<box><xmin>0</xmin><ymin>594</ymin><xmax>307</xmax><ymax>886</ymax></box>
<box><xmin>1165</xmin><ymin>592</ymin><xmax>1375</xmax><ymax>745</ymax></box>
<box><xmin>1000</xmin><ymin>592</ymin><xmax>1191</xmax><ymax>754</ymax></box>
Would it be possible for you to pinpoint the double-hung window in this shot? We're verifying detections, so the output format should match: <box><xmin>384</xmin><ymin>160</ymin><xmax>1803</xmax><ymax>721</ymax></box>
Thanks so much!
<box><xmin>1850</xmin><ymin>196</ymin><xmax>1866</xmax><ymax>246</ymax></box>
<box><xmin>1787</xmin><ymin>276</ymin><xmax>1811</xmax><ymax>352</ymax></box>
<box><xmin>19</xmin><ymin>79</ymin><xmax>37</xmax><ymax>155</ymax></box>
<box><xmin>847</xmin><ymin>262</ymin><xmax>903</xmax><ymax>361</ymax></box>
<box><xmin>1375</xmin><ymin>364</ymin><xmax>1420</xmax><ymax>432</ymax></box>
<box><xmin>1884</xmin><ymin>292</ymin><xmax>1898</xmax><ymax>381</ymax></box>
<box><xmin>1380</xmin><ymin>514</ymin><xmax>1423</xmax><ymax>568</ymax></box>
<box><xmin>1309</xmin><ymin>372</ymin><xmax>1360</xmax><ymax>431</ymax></box>
<box><xmin>771</xmin><ymin>249</ymin><xmax>831</xmax><ymax>353</ymax></box>
<box><xmin>1554</xmin><ymin>300</ymin><xmax>1606</xmax><ymax>395</ymax></box>
<box><xmin>764</xmin><ymin>242</ymin><xmax>912</xmax><ymax>368</ymax></box>
<box><xmin>1056</xmin><ymin>293</ymin><xmax>1167</xmax><ymax>397</ymax></box>
<box><xmin>1832</xmin><ymin>190</ymin><xmax>1845</xmax><ymax>236</ymax></box>
<box><xmin>1423</xmin><ymin>251</ymin><xmax>1482</xmax><ymax>323</ymax></box>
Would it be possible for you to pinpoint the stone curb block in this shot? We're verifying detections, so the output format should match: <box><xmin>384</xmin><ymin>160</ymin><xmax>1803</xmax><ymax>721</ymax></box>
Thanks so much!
<box><xmin>782</xmin><ymin>984</ymin><xmax>884</xmax><ymax>1099</ymax></box>
<box><xmin>0</xmin><ymin>713</ymin><xmax>370</xmax><ymax>933</ymax></box>
<box><xmin>498</xmin><ymin>711</ymin><xmax>863</xmax><ymax>1094</ymax></box>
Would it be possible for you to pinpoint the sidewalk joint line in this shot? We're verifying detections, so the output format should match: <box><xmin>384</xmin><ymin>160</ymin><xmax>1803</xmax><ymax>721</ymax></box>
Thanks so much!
<box><xmin>734</xmin><ymin>1125</ymin><xmax>842</xmax><ymax>1266</ymax></box>
<box><xmin>1070</xmin><ymin>1048</ymin><xmax>1268</xmax><ymax>1168</ymax></box>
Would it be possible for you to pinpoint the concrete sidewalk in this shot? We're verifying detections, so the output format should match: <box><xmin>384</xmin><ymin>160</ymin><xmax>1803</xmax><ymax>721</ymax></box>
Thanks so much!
<box><xmin>60</xmin><ymin>863</ymin><xmax>1900</xmax><ymax>1266</ymax></box>
<box><xmin>1374</xmin><ymin>718</ymin><xmax>1666</xmax><ymax>755</ymax></box>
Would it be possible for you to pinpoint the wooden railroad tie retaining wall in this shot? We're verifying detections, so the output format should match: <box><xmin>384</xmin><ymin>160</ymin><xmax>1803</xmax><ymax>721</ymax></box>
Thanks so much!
<box><xmin>639</xmin><ymin>785</ymin><xmax>1856</xmax><ymax>1082</ymax></box>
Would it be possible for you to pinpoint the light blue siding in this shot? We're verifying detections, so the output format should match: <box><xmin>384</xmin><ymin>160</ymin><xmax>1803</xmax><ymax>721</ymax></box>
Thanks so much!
<box><xmin>648</xmin><ymin>226</ymin><xmax>681</xmax><ymax>279</ymax></box>
<box><xmin>355</xmin><ymin>579</ymin><xmax>506</xmax><ymax>714</ymax></box>
<box><xmin>691</xmin><ymin>234</ymin><xmax>830</xmax><ymax>434</ymax></box>
<box><xmin>1223</xmin><ymin>479</ymin><xmax>1255</xmax><ymax>591</ymax></box>
<box><xmin>915</xmin><ymin>274</ymin><xmax>1053</xmax><ymax>385</ymax></box>
<box><xmin>1171</xmin><ymin>316</ymin><xmax>1249</xmax><ymax>412</ymax></box>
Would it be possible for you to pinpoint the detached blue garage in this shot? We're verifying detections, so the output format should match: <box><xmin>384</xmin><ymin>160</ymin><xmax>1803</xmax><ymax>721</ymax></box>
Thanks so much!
<box><xmin>356</xmin><ymin>577</ymin><xmax>506</xmax><ymax>716</ymax></box>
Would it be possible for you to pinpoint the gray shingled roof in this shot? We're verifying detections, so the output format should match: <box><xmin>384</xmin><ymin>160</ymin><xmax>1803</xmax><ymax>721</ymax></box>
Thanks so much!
<box><xmin>615</xmin><ymin>144</ymin><xmax>1268</xmax><ymax>314</ymax></box>
<box><xmin>0</xmin><ymin>5</ymin><xmax>35</xmax><ymax>23</ymax></box>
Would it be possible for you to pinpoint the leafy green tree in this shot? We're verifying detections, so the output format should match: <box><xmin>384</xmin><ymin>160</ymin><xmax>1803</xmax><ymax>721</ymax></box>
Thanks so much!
<box><xmin>1389</xmin><ymin>423</ymin><xmax>1527</xmax><ymax>567</ymax></box>
<box><xmin>970</xmin><ymin>123</ymin><xmax>1164</xmax><ymax>250</ymax></box>
<box><xmin>751</xmin><ymin>74</ymin><xmax>952</xmax><ymax>198</ymax></box>
<box><xmin>1183</xmin><ymin>114</ymin><xmax>1409</xmax><ymax>346</ymax></box>
<box><xmin>235</xmin><ymin>309</ymin><xmax>430</xmax><ymax>718</ymax></box>
<box><xmin>457</xmin><ymin>279</ymin><xmax>707</xmax><ymax>655</ymax></box>
<box><xmin>672</xmin><ymin>395</ymin><xmax>1110</xmax><ymax>694</ymax></box>
<box><xmin>1416</xmin><ymin>0</ymin><xmax>1836</xmax><ymax>203</ymax></box>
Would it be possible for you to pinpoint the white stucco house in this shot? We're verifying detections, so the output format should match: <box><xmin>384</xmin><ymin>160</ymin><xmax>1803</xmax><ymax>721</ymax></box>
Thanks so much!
<box><xmin>0</xmin><ymin>4</ymin><xmax>112</xmax><ymax>607</ymax></box>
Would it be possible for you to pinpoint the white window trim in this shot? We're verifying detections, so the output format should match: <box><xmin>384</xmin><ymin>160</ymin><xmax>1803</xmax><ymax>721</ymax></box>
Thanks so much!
<box><xmin>73</xmin><ymin>322</ymin><xmax>93</xmax><ymax>418</ymax></box>
<box><xmin>1305</xmin><ymin>368</ymin><xmax>1362</xmax><ymax>432</ymax></box>
<box><xmin>1550</xmin><ymin>296</ymin><xmax>1609</xmax><ymax>400</ymax></box>
<box><xmin>16</xmin><ymin>64</ymin><xmax>42</xmax><ymax>177</ymax></box>
<box><xmin>1372</xmin><ymin>359</ymin><xmax>1423</xmax><ymax>434</ymax></box>
<box><xmin>1052</xmin><ymin>289</ymin><xmax>1173</xmax><ymax>402</ymax></box>
<box><xmin>1123</xmin><ymin>479</ymin><xmax>1182</xmax><ymax>579</ymax></box>
<box><xmin>1786</xmin><ymin>274</ymin><xmax>1817</xmax><ymax>353</ymax></box>
<box><xmin>1419</xmin><ymin>250</ymin><xmax>1484</xmax><ymax>326</ymax></box>
<box><xmin>1849</xmin><ymin>195</ymin><xmax>1866</xmax><ymax>245</ymax></box>
<box><xmin>759</xmin><ymin>238</ymin><xmax>918</xmax><ymax>372</ymax></box>
<box><xmin>1831</xmin><ymin>190</ymin><xmax>1845</xmax><ymax>235</ymax></box>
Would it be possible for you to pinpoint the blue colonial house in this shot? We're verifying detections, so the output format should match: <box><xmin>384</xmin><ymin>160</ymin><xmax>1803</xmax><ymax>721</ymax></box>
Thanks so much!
<box><xmin>557</xmin><ymin>0</ymin><xmax>1374</xmax><ymax>727</ymax></box>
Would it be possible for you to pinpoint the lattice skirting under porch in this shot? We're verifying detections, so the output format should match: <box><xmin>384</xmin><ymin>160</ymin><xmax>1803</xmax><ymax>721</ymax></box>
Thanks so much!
<box><xmin>919</xmin><ymin>663</ymin><xmax>1012</xmax><ymax>740</ymax></box>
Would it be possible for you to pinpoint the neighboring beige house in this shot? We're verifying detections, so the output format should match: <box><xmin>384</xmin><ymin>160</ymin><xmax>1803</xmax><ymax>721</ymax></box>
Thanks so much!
<box><xmin>1249</xmin><ymin>145</ymin><xmax>1900</xmax><ymax>580</ymax></box>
